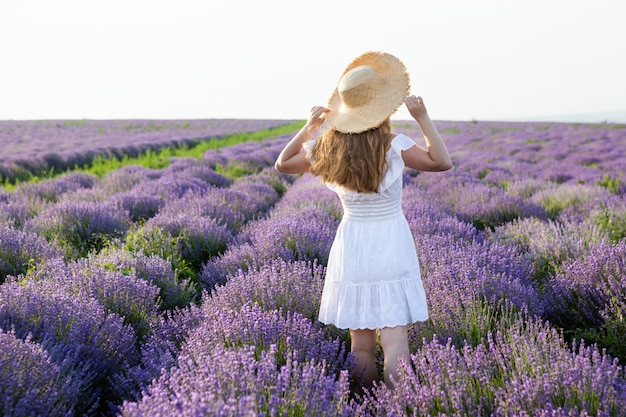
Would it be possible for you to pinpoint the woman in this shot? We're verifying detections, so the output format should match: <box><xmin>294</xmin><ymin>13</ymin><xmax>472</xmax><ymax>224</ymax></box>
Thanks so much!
<box><xmin>275</xmin><ymin>51</ymin><xmax>452</xmax><ymax>388</ymax></box>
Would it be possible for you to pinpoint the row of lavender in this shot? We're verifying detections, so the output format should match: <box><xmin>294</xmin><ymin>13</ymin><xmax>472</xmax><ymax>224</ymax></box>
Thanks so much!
<box><xmin>1</xmin><ymin>120</ymin><xmax>625</xmax><ymax>415</ymax></box>
<box><xmin>0</xmin><ymin>119</ymin><xmax>288</xmax><ymax>182</ymax></box>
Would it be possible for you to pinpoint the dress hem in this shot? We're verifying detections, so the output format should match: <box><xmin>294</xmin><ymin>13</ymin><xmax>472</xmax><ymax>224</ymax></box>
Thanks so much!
<box><xmin>318</xmin><ymin>315</ymin><xmax>429</xmax><ymax>330</ymax></box>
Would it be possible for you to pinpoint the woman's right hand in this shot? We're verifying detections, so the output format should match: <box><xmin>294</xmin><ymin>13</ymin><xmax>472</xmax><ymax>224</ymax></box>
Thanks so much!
<box><xmin>306</xmin><ymin>106</ymin><xmax>330</xmax><ymax>132</ymax></box>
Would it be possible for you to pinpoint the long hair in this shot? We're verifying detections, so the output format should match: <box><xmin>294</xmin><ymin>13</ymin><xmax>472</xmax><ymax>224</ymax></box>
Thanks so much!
<box><xmin>309</xmin><ymin>119</ymin><xmax>391</xmax><ymax>193</ymax></box>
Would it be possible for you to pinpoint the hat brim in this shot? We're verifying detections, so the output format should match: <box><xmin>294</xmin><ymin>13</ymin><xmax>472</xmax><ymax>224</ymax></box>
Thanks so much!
<box><xmin>326</xmin><ymin>51</ymin><xmax>410</xmax><ymax>134</ymax></box>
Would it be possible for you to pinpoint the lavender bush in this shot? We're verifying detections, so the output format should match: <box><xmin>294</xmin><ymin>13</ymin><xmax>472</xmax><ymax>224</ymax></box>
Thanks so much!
<box><xmin>591</xmin><ymin>198</ymin><xmax>626</xmax><ymax>243</ymax></box>
<box><xmin>0</xmin><ymin>329</ymin><xmax>79</xmax><ymax>417</ymax></box>
<box><xmin>531</xmin><ymin>182</ymin><xmax>612</xmax><ymax>219</ymax></box>
<box><xmin>547</xmin><ymin>242</ymin><xmax>626</xmax><ymax>359</ymax></box>
<box><xmin>359</xmin><ymin>317</ymin><xmax>626</xmax><ymax>416</ymax></box>
<box><xmin>13</xmin><ymin>172</ymin><xmax>98</xmax><ymax>203</ymax></box>
<box><xmin>24</xmin><ymin>257</ymin><xmax>161</xmax><ymax>340</ymax></box>
<box><xmin>111</xmin><ymin>191</ymin><xmax>166</xmax><ymax>222</ymax></box>
<box><xmin>88</xmin><ymin>248</ymin><xmax>195</xmax><ymax>310</ymax></box>
<box><xmin>0</xmin><ymin>225</ymin><xmax>62</xmax><ymax>283</ymax></box>
<box><xmin>111</xmin><ymin>304</ymin><xmax>203</xmax><ymax>406</ymax></box>
<box><xmin>190</xmin><ymin>302</ymin><xmax>349</xmax><ymax>374</ymax></box>
<box><xmin>120</xmin><ymin>344</ymin><xmax>355</xmax><ymax>417</ymax></box>
<box><xmin>413</xmin><ymin>171</ymin><xmax>547</xmax><ymax>230</ymax></box>
<box><xmin>100</xmin><ymin>165</ymin><xmax>162</xmax><ymax>195</ymax></box>
<box><xmin>125</xmin><ymin>210</ymin><xmax>232</xmax><ymax>284</ymax></box>
<box><xmin>205</xmin><ymin>259</ymin><xmax>326</xmax><ymax>322</ymax></box>
<box><xmin>202</xmin><ymin>205</ymin><xmax>337</xmax><ymax>287</ymax></box>
<box><xmin>25</xmin><ymin>200</ymin><xmax>131</xmax><ymax>259</ymax></box>
<box><xmin>0</xmin><ymin>277</ymin><xmax>138</xmax><ymax>414</ymax></box>
<box><xmin>489</xmin><ymin>217</ymin><xmax>609</xmax><ymax>286</ymax></box>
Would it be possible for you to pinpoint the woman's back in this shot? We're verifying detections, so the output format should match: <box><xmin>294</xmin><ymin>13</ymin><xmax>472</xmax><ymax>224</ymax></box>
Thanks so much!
<box><xmin>308</xmin><ymin>134</ymin><xmax>416</xmax><ymax>221</ymax></box>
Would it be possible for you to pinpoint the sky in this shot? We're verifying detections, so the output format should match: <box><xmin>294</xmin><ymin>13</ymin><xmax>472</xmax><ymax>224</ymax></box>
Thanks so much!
<box><xmin>1</xmin><ymin>0</ymin><xmax>625</xmax><ymax>122</ymax></box>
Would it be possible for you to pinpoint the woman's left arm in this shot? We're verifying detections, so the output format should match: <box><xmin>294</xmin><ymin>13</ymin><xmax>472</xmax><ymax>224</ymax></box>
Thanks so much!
<box><xmin>275</xmin><ymin>106</ymin><xmax>329</xmax><ymax>174</ymax></box>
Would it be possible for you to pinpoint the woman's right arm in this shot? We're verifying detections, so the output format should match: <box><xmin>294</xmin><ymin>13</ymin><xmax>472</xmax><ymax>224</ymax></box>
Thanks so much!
<box><xmin>274</xmin><ymin>106</ymin><xmax>329</xmax><ymax>174</ymax></box>
<box><xmin>401</xmin><ymin>95</ymin><xmax>452</xmax><ymax>172</ymax></box>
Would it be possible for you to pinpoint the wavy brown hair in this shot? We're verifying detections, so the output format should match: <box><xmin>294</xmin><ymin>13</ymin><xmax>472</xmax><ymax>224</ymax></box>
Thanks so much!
<box><xmin>309</xmin><ymin>119</ymin><xmax>391</xmax><ymax>193</ymax></box>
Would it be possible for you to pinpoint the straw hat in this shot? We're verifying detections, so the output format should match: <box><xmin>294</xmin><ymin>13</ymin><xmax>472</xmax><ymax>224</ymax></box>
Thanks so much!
<box><xmin>326</xmin><ymin>51</ymin><xmax>410</xmax><ymax>134</ymax></box>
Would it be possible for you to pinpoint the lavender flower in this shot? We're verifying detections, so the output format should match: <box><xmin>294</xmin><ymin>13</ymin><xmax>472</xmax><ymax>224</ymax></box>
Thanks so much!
<box><xmin>190</xmin><ymin>302</ymin><xmax>349</xmax><ymax>374</ymax></box>
<box><xmin>0</xmin><ymin>328</ymin><xmax>80</xmax><ymax>417</ymax></box>
<box><xmin>205</xmin><ymin>259</ymin><xmax>326</xmax><ymax>322</ymax></box>
<box><xmin>131</xmin><ymin>171</ymin><xmax>211</xmax><ymax>200</ymax></box>
<box><xmin>490</xmin><ymin>217</ymin><xmax>609</xmax><ymax>285</ymax></box>
<box><xmin>111</xmin><ymin>191</ymin><xmax>166</xmax><ymax>222</ymax></box>
<box><xmin>101</xmin><ymin>164</ymin><xmax>162</xmax><ymax>195</ymax></box>
<box><xmin>125</xmin><ymin>211</ymin><xmax>232</xmax><ymax>284</ymax></box>
<box><xmin>203</xmin><ymin>206</ymin><xmax>337</xmax><ymax>286</ymax></box>
<box><xmin>14</xmin><ymin>172</ymin><xmax>98</xmax><ymax>203</ymax></box>
<box><xmin>0</xmin><ymin>277</ymin><xmax>138</xmax><ymax>414</ymax></box>
<box><xmin>25</xmin><ymin>200</ymin><xmax>131</xmax><ymax>259</ymax></box>
<box><xmin>0</xmin><ymin>225</ymin><xmax>62</xmax><ymax>283</ymax></box>
<box><xmin>273</xmin><ymin>173</ymin><xmax>343</xmax><ymax>220</ymax></box>
<box><xmin>28</xmin><ymin>258</ymin><xmax>161</xmax><ymax>340</ymax></box>
<box><xmin>360</xmin><ymin>317</ymin><xmax>626</xmax><ymax>416</ymax></box>
<box><xmin>238</xmin><ymin>205</ymin><xmax>338</xmax><ymax>265</ymax></box>
<box><xmin>547</xmin><ymin>242</ymin><xmax>626</xmax><ymax>359</ymax></box>
<box><xmin>414</xmin><ymin>171</ymin><xmax>547</xmax><ymax>230</ymax></box>
<box><xmin>88</xmin><ymin>248</ymin><xmax>195</xmax><ymax>310</ymax></box>
<box><xmin>411</xmin><ymin>231</ymin><xmax>541</xmax><ymax>346</ymax></box>
<box><xmin>158</xmin><ymin>189</ymin><xmax>247</xmax><ymax>232</ymax></box>
<box><xmin>531</xmin><ymin>183</ymin><xmax>612</xmax><ymax>219</ymax></box>
<box><xmin>109</xmin><ymin>304</ymin><xmax>203</xmax><ymax>407</ymax></box>
<box><xmin>120</xmin><ymin>344</ymin><xmax>355</xmax><ymax>416</ymax></box>
<box><xmin>165</xmin><ymin>160</ymin><xmax>232</xmax><ymax>188</ymax></box>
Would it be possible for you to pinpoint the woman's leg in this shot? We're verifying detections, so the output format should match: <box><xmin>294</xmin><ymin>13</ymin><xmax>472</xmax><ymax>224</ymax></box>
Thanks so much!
<box><xmin>379</xmin><ymin>325</ymin><xmax>410</xmax><ymax>387</ymax></box>
<box><xmin>349</xmin><ymin>328</ymin><xmax>377</xmax><ymax>387</ymax></box>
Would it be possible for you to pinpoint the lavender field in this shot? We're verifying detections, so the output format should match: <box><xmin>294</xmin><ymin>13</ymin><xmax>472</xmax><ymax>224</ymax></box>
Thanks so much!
<box><xmin>1</xmin><ymin>119</ymin><xmax>625</xmax><ymax>416</ymax></box>
<box><xmin>0</xmin><ymin>119</ymin><xmax>288</xmax><ymax>183</ymax></box>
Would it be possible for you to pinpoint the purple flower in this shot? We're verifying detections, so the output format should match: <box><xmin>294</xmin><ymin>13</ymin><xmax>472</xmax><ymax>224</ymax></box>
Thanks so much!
<box><xmin>414</xmin><ymin>171</ymin><xmax>547</xmax><ymax>230</ymax></box>
<box><xmin>120</xmin><ymin>344</ymin><xmax>355</xmax><ymax>416</ymax></box>
<box><xmin>361</xmin><ymin>317</ymin><xmax>626</xmax><ymax>416</ymax></box>
<box><xmin>490</xmin><ymin>217</ymin><xmax>609</xmax><ymax>284</ymax></box>
<box><xmin>111</xmin><ymin>191</ymin><xmax>166</xmax><ymax>222</ymax></box>
<box><xmin>28</xmin><ymin>257</ymin><xmax>161</xmax><ymax>340</ymax></box>
<box><xmin>25</xmin><ymin>200</ymin><xmax>131</xmax><ymax>259</ymax></box>
<box><xmin>14</xmin><ymin>172</ymin><xmax>98</xmax><ymax>203</ymax></box>
<box><xmin>203</xmin><ymin>206</ymin><xmax>337</xmax><ymax>287</ymax></box>
<box><xmin>88</xmin><ymin>248</ymin><xmax>195</xmax><ymax>310</ymax></box>
<box><xmin>547</xmin><ymin>242</ymin><xmax>626</xmax><ymax>359</ymax></box>
<box><xmin>0</xmin><ymin>277</ymin><xmax>138</xmax><ymax>414</ymax></box>
<box><xmin>0</xmin><ymin>328</ymin><xmax>80</xmax><ymax>416</ymax></box>
<box><xmin>125</xmin><ymin>211</ymin><xmax>232</xmax><ymax>286</ymax></box>
<box><xmin>190</xmin><ymin>302</ymin><xmax>350</xmax><ymax>374</ymax></box>
<box><xmin>0</xmin><ymin>225</ymin><xmax>62</xmax><ymax>283</ymax></box>
<box><xmin>206</xmin><ymin>258</ymin><xmax>326</xmax><ymax>323</ymax></box>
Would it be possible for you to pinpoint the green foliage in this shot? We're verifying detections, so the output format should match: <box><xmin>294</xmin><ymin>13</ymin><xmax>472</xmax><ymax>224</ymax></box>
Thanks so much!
<box><xmin>214</xmin><ymin>162</ymin><xmax>259</xmax><ymax>179</ymax></box>
<box><xmin>594</xmin><ymin>204</ymin><xmax>626</xmax><ymax>243</ymax></box>
<box><xmin>596</xmin><ymin>174</ymin><xmax>622</xmax><ymax>194</ymax></box>
<box><xmin>565</xmin><ymin>315</ymin><xmax>626</xmax><ymax>364</ymax></box>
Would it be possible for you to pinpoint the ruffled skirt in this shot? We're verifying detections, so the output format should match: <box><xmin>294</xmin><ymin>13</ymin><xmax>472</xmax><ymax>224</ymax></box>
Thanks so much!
<box><xmin>318</xmin><ymin>213</ymin><xmax>429</xmax><ymax>329</ymax></box>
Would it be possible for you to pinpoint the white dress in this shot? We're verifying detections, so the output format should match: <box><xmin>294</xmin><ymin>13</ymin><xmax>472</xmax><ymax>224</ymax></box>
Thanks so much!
<box><xmin>303</xmin><ymin>134</ymin><xmax>429</xmax><ymax>330</ymax></box>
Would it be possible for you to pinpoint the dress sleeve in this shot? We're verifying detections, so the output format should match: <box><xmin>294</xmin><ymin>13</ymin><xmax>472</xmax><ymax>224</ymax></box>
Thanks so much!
<box><xmin>302</xmin><ymin>138</ymin><xmax>317</xmax><ymax>162</ymax></box>
<box><xmin>377</xmin><ymin>134</ymin><xmax>415</xmax><ymax>192</ymax></box>
<box><xmin>391</xmin><ymin>134</ymin><xmax>417</xmax><ymax>153</ymax></box>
